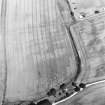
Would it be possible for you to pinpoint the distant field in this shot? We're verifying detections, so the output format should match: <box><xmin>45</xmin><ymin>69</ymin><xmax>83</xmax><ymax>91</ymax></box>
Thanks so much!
<box><xmin>69</xmin><ymin>0</ymin><xmax>105</xmax><ymax>19</ymax></box>
<box><xmin>70</xmin><ymin>13</ymin><xmax>105</xmax><ymax>84</ymax></box>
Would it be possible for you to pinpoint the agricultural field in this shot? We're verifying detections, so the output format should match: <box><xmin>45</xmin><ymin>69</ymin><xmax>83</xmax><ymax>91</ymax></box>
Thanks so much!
<box><xmin>70</xmin><ymin>12</ymin><xmax>105</xmax><ymax>85</ymax></box>
<box><xmin>69</xmin><ymin>0</ymin><xmax>105</xmax><ymax>20</ymax></box>
<box><xmin>0</xmin><ymin>0</ymin><xmax>105</xmax><ymax>105</ymax></box>
<box><xmin>0</xmin><ymin>0</ymin><xmax>77</xmax><ymax>104</ymax></box>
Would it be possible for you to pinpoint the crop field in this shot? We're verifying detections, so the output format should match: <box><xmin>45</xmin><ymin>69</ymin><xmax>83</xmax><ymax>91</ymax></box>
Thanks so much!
<box><xmin>0</xmin><ymin>0</ymin><xmax>77</xmax><ymax>104</ymax></box>
<box><xmin>69</xmin><ymin>0</ymin><xmax>105</xmax><ymax>20</ymax></box>
<box><xmin>70</xmin><ymin>13</ymin><xmax>105</xmax><ymax>84</ymax></box>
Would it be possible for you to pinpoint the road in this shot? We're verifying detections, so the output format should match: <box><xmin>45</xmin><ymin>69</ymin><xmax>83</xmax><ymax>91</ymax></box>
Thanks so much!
<box><xmin>53</xmin><ymin>79</ymin><xmax>105</xmax><ymax>105</ymax></box>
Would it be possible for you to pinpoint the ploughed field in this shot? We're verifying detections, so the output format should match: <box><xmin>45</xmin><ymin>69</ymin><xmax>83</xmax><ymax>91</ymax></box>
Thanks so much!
<box><xmin>0</xmin><ymin>0</ymin><xmax>105</xmax><ymax>105</ymax></box>
<box><xmin>0</xmin><ymin>0</ymin><xmax>76</xmax><ymax>104</ymax></box>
